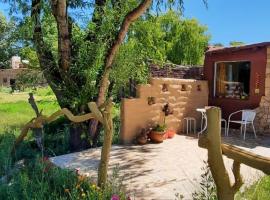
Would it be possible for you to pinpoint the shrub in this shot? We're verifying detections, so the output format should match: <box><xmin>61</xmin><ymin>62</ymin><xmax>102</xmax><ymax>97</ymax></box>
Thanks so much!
<box><xmin>192</xmin><ymin>161</ymin><xmax>217</xmax><ymax>200</ymax></box>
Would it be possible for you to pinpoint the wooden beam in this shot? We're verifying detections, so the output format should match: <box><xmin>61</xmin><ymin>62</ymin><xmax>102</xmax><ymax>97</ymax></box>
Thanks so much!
<box><xmin>199</xmin><ymin>136</ymin><xmax>270</xmax><ymax>175</ymax></box>
<box><xmin>222</xmin><ymin>143</ymin><xmax>270</xmax><ymax>175</ymax></box>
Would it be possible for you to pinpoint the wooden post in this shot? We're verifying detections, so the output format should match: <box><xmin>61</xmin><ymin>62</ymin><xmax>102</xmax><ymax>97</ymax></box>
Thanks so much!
<box><xmin>205</xmin><ymin>107</ymin><xmax>239</xmax><ymax>200</ymax></box>
<box><xmin>97</xmin><ymin>99</ymin><xmax>114</xmax><ymax>187</ymax></box>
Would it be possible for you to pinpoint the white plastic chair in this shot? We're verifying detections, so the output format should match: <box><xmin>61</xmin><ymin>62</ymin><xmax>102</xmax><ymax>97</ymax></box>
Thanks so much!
<box><xmin>227</xmin><ymin>110</ymin><xmax>257</xmax><ymax>140</ymax></box>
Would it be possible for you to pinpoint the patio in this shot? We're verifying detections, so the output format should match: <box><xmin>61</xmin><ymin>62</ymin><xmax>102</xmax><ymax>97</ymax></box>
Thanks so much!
<box><xmin>51</xmin><ymin>132</ymin><xmax>270</xmax><ymax>200</ymax></box>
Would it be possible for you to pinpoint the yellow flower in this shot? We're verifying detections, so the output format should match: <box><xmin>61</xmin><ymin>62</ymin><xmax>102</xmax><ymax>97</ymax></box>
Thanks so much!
<box><xmin>81</xmin><ymin>193</ymin><xmax>86</xmax><ymax>198</ymax></box>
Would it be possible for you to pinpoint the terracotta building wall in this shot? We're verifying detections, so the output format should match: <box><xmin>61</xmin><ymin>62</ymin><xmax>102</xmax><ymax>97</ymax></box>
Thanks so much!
<box><xmin>120</xmin><ymin>78</ymin><xmax>208</xmax><ymax>143</ymax></box>
<box><xmin>204</xmin><ymin>47</ymin><xmax>267</xmax><ymax>120</ymax></box>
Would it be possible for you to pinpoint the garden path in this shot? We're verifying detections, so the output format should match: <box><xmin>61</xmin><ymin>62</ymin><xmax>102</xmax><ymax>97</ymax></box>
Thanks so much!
<box><xmin>51</xmin><ymin>133</ymin><xmax>270</xmax><ymax>200</ymax></box>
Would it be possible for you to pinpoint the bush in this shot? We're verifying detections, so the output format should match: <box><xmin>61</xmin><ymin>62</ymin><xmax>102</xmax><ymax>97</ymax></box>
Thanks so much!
<box><xmin>0</xmin><ymin>157</ymin><xmax>127</xmax><ymax>200</ymax></box>
<box><xmin>0</xmin><ymin>129</ymin><xmax>128</xmax><ymax>200</ymax></box>
<box><xmin>191</xmin><ymin>161</ymin><xmax>217</xmax><ymax>200</ymax></box>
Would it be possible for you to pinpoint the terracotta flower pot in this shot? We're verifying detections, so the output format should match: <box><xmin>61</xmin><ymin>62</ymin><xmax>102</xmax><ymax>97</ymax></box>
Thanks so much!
<box><xmin>163</xmin><ymin>132</ymin><xmax>168</xmax><ymax>140</ymax></box>
<box><xmin>149</xmin><ymin>131</ymin><xmax>165</xmax><ymax>143</ymax></box>
<box><xmin>166</xmin><ymin>130</ymin><xmax>176</xmax><ymax>138</ymax></box>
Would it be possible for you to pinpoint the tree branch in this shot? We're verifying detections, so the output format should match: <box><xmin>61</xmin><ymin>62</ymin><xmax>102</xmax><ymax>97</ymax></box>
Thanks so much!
<box><xmin>97</xmin><ymin>0</ymin><xmax>152</xmax><ymax>106</ymax></box>
<box><xmin>105</xmin><ymin>0</ymin><xmax>152</xmax><ymax>69</ymax></box>
<box><xmin>232</xmin><ymin>160</ymin><xmax>243</xmax><ymax>193</ymax></box>
<box><xmin>31</xmin><ymin>0</ymin><xmax>65</xmax><ymax>106</ymax></box>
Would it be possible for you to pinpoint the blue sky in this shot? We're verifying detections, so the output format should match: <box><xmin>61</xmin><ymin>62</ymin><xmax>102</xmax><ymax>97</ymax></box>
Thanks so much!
<box><xmin>1</xmin><ymin>0</ymin><xmax>269</xmax><ymax>46</ymax></box>
<box><xmin>183</xmin><ymin>0</ymin><xmax>270</xmax><ymax>45</ymax></box>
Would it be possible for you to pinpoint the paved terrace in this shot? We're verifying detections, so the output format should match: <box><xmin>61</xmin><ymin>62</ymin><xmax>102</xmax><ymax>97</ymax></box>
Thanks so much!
<box><xmin>51</xmin><ymin>132</ymin><xmax>270</xmax><ymax>200</ymax></box>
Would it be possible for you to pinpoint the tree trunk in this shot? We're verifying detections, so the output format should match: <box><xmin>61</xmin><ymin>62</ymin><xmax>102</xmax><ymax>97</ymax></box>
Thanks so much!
<box><xmin>98</xmin><ymin>100</ymin><xmax>113</xmax><ymax>187</ymax></box>
<box><xmin>51</xmin><ymin>0</ymin><xmax>71</xmax><ymax>71</ymax></box>
<box><xmin>205</xmin><ymin>107</ymin><xmax>237</xmax><ymax>200</ymax></box>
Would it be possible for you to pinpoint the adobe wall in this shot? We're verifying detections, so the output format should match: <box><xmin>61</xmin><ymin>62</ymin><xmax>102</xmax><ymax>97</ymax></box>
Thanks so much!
<box><xmin>254</xmin><ymin>47</ymin><xmax>270</xmax><ymax>133</ymax></box>
<box><xmin>0</xmin><ymin>69</ymin><xmax>25</xmax><ymax>87</ymax></box>
<box><xmin>120</xmin><ymin>78</ymin><xmax>208</xmax><ymax>143</ymax></box>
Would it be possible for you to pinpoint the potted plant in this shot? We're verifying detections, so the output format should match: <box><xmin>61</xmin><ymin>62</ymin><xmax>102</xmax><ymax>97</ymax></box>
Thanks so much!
<box><xmin>149</xmin><ymin>124</ymin><xmax>166</xmax><ymax>143</ymax></box>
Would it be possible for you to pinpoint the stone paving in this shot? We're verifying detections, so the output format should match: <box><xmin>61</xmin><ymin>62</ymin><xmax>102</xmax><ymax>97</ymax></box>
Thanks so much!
<box><xmin>51</xmin><ymin>132</ymin><xmax>270</xmax><ymax>200</ymax></box>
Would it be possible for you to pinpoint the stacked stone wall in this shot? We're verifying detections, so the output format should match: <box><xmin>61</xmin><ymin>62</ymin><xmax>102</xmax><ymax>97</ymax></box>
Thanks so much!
<box><xmin>254</xmin><ymin>47</ymin><xmax>270</xmax><ymax>133</ymax></box>
<box><xmin>150</xmin><ymin>64</ymin><xmax>203</xmax><ymax>80</ymax></box>
<box><xmin>120</xmin><ymin>78</ymin><xmax>208</xmax><ymax>143</ymax></box>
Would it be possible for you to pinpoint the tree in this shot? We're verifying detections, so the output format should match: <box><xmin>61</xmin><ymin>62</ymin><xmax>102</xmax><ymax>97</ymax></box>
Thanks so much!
<box><xmin>212</xmin><ymin>43</ymin><xmax>224</xmax><ymax>47</ymax></box>
<box><xmin>5</xmin><ymin>0</ymin><xmax>206</xmax><ymax>148</ymax></box>
<box><xmin>110</xmin><ymin>10</ymin><xmax>210</xmax><ymax>97</ymax></box>
<box><xmin>229</xmin><ymin>41</ymin><xmax>245</xmax><ymax>47</ymax></box>
<box><xmin>0</xmin><ymin>12</ymin><xmax>17</xmax><ymax>68</ymax></box>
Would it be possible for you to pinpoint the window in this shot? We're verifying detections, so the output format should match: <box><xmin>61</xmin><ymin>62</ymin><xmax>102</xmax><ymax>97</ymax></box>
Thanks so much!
<box><xmin>214</xmin><ymin>61</ymin><xmax>251</xmax><ymax>100</ymax></box>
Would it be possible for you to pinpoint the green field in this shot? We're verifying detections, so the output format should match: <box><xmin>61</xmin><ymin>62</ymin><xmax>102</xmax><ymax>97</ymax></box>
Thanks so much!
<box><xmin>0</xmin><ymin>87</ymin><xmax>59</xmax><ymax>132</ymax></box>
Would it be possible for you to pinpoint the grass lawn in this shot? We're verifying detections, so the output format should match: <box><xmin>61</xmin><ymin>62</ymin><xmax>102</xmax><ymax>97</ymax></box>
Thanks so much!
<box><xmin>0</xmin><ymin>87</ymin><xmax>59</xmax><ymax>132</ymax></box>
<box><xmin>236</xmin><ymin>176</ymin><xmax>270</xmax><ymax>200</ymax></box>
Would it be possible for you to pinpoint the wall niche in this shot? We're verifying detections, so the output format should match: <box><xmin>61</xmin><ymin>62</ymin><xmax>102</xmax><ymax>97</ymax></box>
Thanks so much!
<box><xmin>162</xmin><ymin>84</ymin><xmax>169</xmax><ymax>92</ymax></box>
<box><xmin>148</xmin><ymin>97</ymin><xmax>156</xmax><ymax>105</ymax></box>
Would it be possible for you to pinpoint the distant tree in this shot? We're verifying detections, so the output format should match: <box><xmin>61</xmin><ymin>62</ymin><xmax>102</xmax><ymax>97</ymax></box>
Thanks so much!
<box><xmin>229</xmin><ymin>41</ymin><xmax>245</xmax><ymax>47</ymax></box>
<box><xmin>213</xmin><ymin>43</ymin><xmax>224</xmax><ymax>47</ymax></box>
<box><xmin>167</xmin><ymin>16</ymin><xmax>210</xmax><ymax>65</ymax></box>
<box><xmin>111</xmin><ymin>10</ymin><xmax>210</xmax><ymax>96</ymax></box>
<box><xmin>0</xmin><ymin>12</ymin><xmax>17</xmax><ymax>68</ymax></box>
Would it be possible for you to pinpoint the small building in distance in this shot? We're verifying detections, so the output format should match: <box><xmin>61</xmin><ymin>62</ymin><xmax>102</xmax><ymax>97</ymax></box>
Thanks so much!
<box><xmin>0</xmin><ymin>56</ymin><xmax>28</xmax><ymax>87</ymax></box>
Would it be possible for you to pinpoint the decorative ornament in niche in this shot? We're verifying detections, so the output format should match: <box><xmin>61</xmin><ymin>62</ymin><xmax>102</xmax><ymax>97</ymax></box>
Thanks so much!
<box><xmin>197</xmin><ymin>85</ymin><xmax>201</xmax><ymax>91</ymax></box>
<box><xmin>181</xmin><ymin>84</ymin><xmax>187</xmax><ymax>91</ymax></box>
<box><xmin>148</xmin><ymin>97</ymin><xmax>156</xmax><ymax>105</ymax></box>
<box><xmin>162</xmin><ymin>84</ymin><xmax>169</xmax><ymax>92</ymax></box>
<box><xmin>162</xmin><ymin>103</ymin><xmax>173</xmax><ymax>116</ymax></box>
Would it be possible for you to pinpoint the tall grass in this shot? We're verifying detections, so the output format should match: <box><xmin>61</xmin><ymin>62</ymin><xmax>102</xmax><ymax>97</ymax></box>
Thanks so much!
<box><xmin>0</xmin><ymin>87</ymin><xmax>59</xmax><ymax>132</ymax></box>
<box><xmin>0</xmin><ymin>129</ymin><xmax>128</xmax><ymax>200</ymax></box>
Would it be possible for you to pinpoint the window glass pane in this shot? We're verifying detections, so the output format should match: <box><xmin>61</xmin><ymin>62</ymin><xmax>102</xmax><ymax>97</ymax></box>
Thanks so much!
<box><xmin>215</xmin><ymin>61</ymin><xmax>250</xmax><ymax>99</ymax></box>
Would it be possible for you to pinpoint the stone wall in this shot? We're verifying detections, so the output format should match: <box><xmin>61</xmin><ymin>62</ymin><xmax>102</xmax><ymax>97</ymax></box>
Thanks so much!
<box><xmin>120</xmin><ymin>78</ymin><xmax>208</xmax><ymax>143</ymax></box>
<box><xmin>150</xmin><ymin>63</ymin><xmax>203</xmax><ymax>80</ymax></box>
<box><xmin>254</xmin><ymin>47</ymin><xmax>270</xmax><ymax>133</ymax></box>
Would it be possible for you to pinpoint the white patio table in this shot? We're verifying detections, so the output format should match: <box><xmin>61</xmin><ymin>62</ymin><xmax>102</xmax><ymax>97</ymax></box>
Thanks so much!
<box><xmin>196</xmin><ymin>108</ymin><xmax>207</xmax><ymax>136</ymax></box>
<box><xmin>196</xmin><ymin>107</ymin><xmax>227</xmax><ymax>136</ymax></box>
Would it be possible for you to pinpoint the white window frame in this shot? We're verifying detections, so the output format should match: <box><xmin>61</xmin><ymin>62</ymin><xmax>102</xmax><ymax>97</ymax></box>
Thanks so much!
<box><xmin>213</xmin><ymin>60</ymin><xmax>251</xmax><ymax>98</ymax></box>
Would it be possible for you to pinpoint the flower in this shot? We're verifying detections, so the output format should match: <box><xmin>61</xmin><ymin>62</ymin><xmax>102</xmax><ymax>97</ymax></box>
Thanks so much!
<box><xmin>111</xmin><ymin>194</ymin><xmax>120</xmax><ymax>200</ymax></box>
<box><xmin>81</xmin><ymin>193</ymin><xmax>86</xmax><ymax>198</ymax></box>
<box><xmin>75</xmin><ymin>168</ymin><xmax>80</xmax><ymax>175</ymax></box>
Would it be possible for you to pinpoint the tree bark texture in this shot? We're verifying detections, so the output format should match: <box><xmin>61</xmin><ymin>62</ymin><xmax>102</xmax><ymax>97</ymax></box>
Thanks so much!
<box><xmin>97</xmin><ymin>99</ymin><xmax>114</xmax><ymax>187</ymax></box>
<box><xmin>51</xmin><ymin>0</ymin><xmax>71</xmax><ymax>71</ymax></box>
<box><xmin>204</xmin><ymin>107</ymin><xmax>237</xmax><ymax>200</ymax></box>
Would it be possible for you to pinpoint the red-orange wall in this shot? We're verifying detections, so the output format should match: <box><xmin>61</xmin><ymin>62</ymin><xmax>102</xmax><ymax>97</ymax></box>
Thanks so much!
<box><xmin>204</xmin><ymin>47</ymin><xmax>267</xmax><ymax>120</ymax></box>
